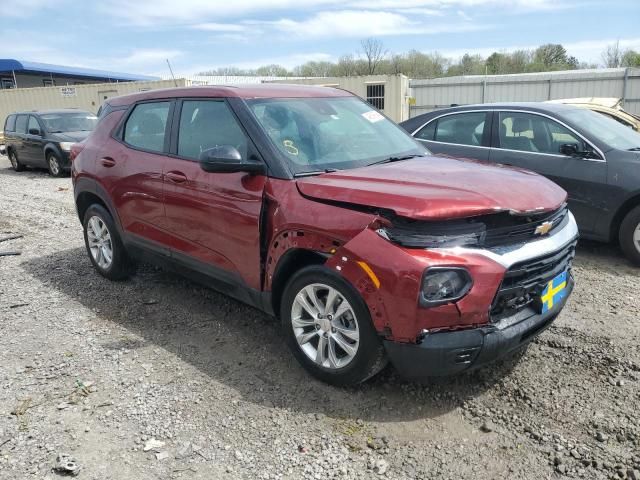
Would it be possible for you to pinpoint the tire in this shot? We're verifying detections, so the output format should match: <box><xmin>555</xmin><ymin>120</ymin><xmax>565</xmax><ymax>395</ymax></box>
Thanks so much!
<box><xmin>47</xmin><ymin>151</ymin><xmax>65</xmax><ymax>177</ymax></box>
<box><xmin>280</xmin><ymin>265</ymin><xmax>387</xmax><ymax>386</ymax></box>
<box><xmin>8</xmin><ymin>150</ymin><xmax>25</xmax><ymax>172</ymax></box>
<box><xmin>82</xmin><ymin>204</ymin><xmax>135</xmax><ymax>281</ymax></box>
<box><xmin>619</xmin><ymin>205</ymin><xmax>640</xmax><ymax>265</ymax></box>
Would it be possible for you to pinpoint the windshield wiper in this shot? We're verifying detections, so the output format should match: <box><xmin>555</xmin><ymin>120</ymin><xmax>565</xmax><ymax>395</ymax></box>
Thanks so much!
<box><xmin>367</xmin><ymin>154</ymin><xmax>424</xmax><ymax>167</ymax></box>
<box><xmin>294</xmin><ymin>168</ymin><xmax>339</xmax><ymax>178</ymax></box>
<box><xmin>628</xmin><ymin>147</ymin><xmax>640</xmax><ymax>151</ymax></box>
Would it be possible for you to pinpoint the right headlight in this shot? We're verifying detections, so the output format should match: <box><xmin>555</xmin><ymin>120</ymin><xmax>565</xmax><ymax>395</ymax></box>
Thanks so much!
<box><xmin>420</xmin><ymin>267</ymin><xmax>473</xmax><ymax>307</ymax></box>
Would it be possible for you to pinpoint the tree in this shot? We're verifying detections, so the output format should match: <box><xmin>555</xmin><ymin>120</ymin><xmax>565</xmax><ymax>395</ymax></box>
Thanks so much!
<box><xmin>255</xmin><ymin>64</ymin><xmax>290</xmax><ymax>77</ymax></box>
<box><xmin>534</xmin><ymin>44</ymin><xmax>569</xmax><ymax>68</ymax></box>
<box><xmin>360</xmin><ymin>38</ymin><xmax>386</xmax><ymax>75</ymax></box>
<box><xmin>601</xmin><ymin>41</ymin><xmax>622</xmax><ymax>68</ymax></box>
<box><xmin>486</xmin><ymin>52</ymin><xmax>508</xmax><ymax>74</ymax></box>
<box><xmin>336</xmin><ymin>54</ymin><xmax>357</xmax><ymax>76</ymax></box>
<box><xmin>622</xmin><ymin>49</ymin><xmax>640</xmax><ymax>68</ymax></box>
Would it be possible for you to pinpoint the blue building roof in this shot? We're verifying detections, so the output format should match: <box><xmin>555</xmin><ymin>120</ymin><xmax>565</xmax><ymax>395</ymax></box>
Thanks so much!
<box><xmin>0</xmin><ymin>59</ymin><xmax>158</xmax><ymax>82</ymax></box>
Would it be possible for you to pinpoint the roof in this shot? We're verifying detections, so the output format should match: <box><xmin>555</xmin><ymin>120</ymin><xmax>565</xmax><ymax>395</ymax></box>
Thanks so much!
<box><xmin>10</xmin><ymin>108</ymin><xmax>96</xmax><ymax>116</ymax></box>
<box><xmin>107</xmin><ymin>84</ymin><xmax>353</xmax><ymax>106</ymax></box>
<box><xmin>547</xmin><ymin>97</ymin><xmax>622</xmax><ymax>108</ymax></box>
<box><xmin>0</xmin><ymin>59</ymin><xmax>157</xmax><ymax>82</ymax></box>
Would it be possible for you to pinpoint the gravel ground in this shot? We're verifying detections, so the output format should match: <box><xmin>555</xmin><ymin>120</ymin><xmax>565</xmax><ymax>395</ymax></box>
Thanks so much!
<box><xmin>0</xmin><ymin>155</ymin><xmax>639</xmax><ymax>480</ymax></box>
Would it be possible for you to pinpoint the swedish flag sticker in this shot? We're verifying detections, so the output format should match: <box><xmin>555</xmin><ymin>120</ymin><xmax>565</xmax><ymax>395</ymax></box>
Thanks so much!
<box><xmin>540</xmin><ymin>271</ymin><xmax>568</xmax><ymax>313</ymax></box>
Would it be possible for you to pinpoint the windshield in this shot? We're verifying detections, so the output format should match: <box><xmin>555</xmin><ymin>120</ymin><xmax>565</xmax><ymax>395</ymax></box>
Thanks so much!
<box><xmin>247</xmin><ymin>97</ymin><xmax>427</xmax><ymax>174</ymax></box>
<box><xmin>560</xmin><ymin>108</ymin><xmax>640</xmax><ymax>151</ymax></box>
<box><xmin>40</xmin><ymin>112</ymin><xmax>98</xmax><ymax>133</ymax></box>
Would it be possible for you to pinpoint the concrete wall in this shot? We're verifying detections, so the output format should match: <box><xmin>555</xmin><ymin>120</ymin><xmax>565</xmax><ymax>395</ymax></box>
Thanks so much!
<box><xmin>410</xmin><ymin>68</ymin><xmax>640</xmax><ymax>116</ymax></box>
<box><xmin>269</xmin><ymin>75</ymin><xmax>411</xmax><ymax>123</ymax></box>
<box><xmin>0</xmin><ymin>79</ymin><xmax>188</xmax><ymax>127</ymax></box>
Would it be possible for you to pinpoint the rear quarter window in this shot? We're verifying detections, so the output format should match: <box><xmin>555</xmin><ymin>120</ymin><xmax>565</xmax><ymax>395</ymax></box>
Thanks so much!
<box><xmin>4</xmin><ymin>114</ymin><xmax>16</xmax><ymax>132</ymax></box>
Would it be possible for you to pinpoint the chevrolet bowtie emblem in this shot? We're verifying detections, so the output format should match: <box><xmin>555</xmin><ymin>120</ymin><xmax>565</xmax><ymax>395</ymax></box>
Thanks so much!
<box><xmin>535</xmin><ymin>221</ymin><xmax>553</xmax><ymax>236</ymax></box>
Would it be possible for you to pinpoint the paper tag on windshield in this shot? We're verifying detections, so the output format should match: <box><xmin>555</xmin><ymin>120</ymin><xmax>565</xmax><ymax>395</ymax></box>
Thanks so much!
<box><xmin>362</xmin><ymin>110</ymin><xmax>384</xmax><ymax>123</ymax></box>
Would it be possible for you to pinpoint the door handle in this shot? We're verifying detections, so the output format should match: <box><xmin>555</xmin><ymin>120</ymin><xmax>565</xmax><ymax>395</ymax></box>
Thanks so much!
<box><xmin>100</xmin><ymin>157</ymin><xmax>116</xmax><ymax>168</ymax></box>
<box><xmin>166</xmin><ymin>171</ymin><xmax>188</xmax><ymax>183</ymax></box>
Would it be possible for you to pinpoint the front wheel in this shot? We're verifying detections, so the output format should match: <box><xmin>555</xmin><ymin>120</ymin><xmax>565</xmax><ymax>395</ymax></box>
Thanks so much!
<box><xmin>47</xmin><ymin>152</ymin><xmax>65</xmax><ymax>177</ymax></box>
<box><xmin>619</xmin><ymin>205</ymin><xmax>640</xmax><ymax>266</ymax></box>
<box><xmin>8</xmin><ymin>150</ymin><xmax>25</xmax><ymax>172</ymax></box>
<box><xmin>83</xmin><ymin>204</ymin><xmax>135</xmax><ymax>280</ymax></box>
<box><xmin>281</xmin><ymin>266</ymin><xmax>387</xmax><ymax>386</ymax></box>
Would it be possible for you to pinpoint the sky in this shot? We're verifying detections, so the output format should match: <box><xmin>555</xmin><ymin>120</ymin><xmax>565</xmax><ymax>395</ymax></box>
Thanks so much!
<box><xmin>1</xmin><ymin>0</ymin><xmax>639</xmax><ymax>77</ymax></box>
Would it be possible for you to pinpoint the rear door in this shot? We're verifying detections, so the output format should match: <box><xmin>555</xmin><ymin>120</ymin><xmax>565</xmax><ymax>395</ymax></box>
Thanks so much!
<box><xmin>103</xmin><ymin>100</ymin><xmax>173</xmax><ymax>249</ymax></box>
<box><xmin>488</xmin><ymin>110</ymin><xmax>608</xmax><ymax>234</ymax></box>
<box><xmin>412</xmin><ymin>110</ymin><xmax>491</xmax><ymax>161</ymax></box>
<box><xmin>23</xmin><ymin>115</ymin><xmax>45</xmax><ymax>165</ymax></box>
<box><xmin>162</xmin><ymin>98</ymin><xmax>267</xmax><ymax>290</ymax></box>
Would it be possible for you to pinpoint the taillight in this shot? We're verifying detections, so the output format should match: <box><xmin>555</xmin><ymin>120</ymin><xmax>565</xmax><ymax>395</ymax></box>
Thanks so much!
<box><xmin>70</xmin><ymin>143</ymin><xmax>85</xmax><ymax>162</ymax></box>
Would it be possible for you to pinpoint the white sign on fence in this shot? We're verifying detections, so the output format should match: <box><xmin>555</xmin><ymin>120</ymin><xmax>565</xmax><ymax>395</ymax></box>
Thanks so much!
<box><xmin>60</xmin><ymin>87</ymin><xmax>77</xmax><ymax>98</ymax></box>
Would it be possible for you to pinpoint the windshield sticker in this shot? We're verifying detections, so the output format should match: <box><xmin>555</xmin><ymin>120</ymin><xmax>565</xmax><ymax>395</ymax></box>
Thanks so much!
<box><xmin>283</xmin><ymin>139</ymin><xmax>299</xmax><ymax>156</ymax></box>
<box><xmin>362</xmin><ymin>110</ymin><xmax>384</xmax><ymax>123</ymax></box>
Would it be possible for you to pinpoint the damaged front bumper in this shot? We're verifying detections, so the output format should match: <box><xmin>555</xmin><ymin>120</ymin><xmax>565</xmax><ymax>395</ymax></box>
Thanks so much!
<box><xmin>383</xmin><ymin>275</ymin><xmax>573</xmax><ymax>379</ymax></box>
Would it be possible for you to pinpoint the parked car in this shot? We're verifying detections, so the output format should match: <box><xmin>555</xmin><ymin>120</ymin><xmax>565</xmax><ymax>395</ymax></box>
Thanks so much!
<box><xmin>400</xmin><ymin>103</ymin><xmax>640</xmax><ymax>265</ymax></box>
<box><xmin>547</xmin><ymin>97</ymin><xmax>640</xmax><ymax>131</ymax></box>
<box><xmin>4</xmin><ymin>109</ymin><xmax>98</xmax><ymax>176</ymax></box>
<box><xmin>72</xmin><ymin>86</ymin><xmax>577</xmax><ymax>385</ymax></box>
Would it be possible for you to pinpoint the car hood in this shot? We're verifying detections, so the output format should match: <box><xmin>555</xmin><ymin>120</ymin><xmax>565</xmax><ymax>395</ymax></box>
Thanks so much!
<box><xmin>49</xmin><ymin>131</ymin><xmax>91</xmax><ymax>142</ymax></box>
<box><xmin>296</xmin><ymin>156</ymin><xmax>567</xmax><ymax>220</ymax></box>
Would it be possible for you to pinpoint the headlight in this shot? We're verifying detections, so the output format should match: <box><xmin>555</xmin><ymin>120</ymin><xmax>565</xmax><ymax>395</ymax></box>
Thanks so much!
<box><xmin>420</xmin><ymin>268</ymin><xmax>472</xmax><ymax>307</ymax></box>
<box><xmin>59</xmin><ymin>142</ymin><xmax>75</xmax><ymax>152</ymax></box>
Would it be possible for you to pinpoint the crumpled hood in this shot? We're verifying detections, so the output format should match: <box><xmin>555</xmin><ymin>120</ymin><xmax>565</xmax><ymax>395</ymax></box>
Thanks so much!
<box><xmin>296</xmin><ymin>156</ymin><xmax>567</xmax><ymax>220</ymax></box>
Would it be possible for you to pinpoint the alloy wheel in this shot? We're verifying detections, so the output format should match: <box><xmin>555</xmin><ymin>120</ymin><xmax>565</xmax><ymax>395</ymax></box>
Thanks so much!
<box><xmin>290</xmin><ymin>283</ymin><xmax>360</xmax><ymax>369</ymax></box>
<box><xmin>86</xmin><ymin>215</ymin><xmax>113</xmax><ymax>269</ymax></box>
<box><xmin>634</xmin><ymin>223</ymin><xmax>640</xmax><ymax>253</ymax></box>
<box><xmin>48</xmin><ymin>155</ymin><xmax>60</xmax><ymax>176</ymax></box>
<box><xmin>9</xmin><ymin>152</ymin><xmax>17</xmax><ymax>169</ymax></box>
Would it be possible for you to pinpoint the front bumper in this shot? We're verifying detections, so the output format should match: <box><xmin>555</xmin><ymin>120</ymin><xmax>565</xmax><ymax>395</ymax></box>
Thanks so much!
<box><xmin>384</xmin><ymin>275</ymin><xmax>573</xmax><ymax>379</ymax></box>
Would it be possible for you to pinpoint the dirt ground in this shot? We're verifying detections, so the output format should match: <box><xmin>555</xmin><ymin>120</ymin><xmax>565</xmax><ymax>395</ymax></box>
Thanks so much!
<box><xmin>0</xmin><ymin>155</ymin><xmax>638</xmax><ymax>480</ymax></box>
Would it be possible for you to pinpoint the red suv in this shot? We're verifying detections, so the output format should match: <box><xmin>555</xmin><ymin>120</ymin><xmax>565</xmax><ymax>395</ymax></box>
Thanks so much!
<box><xmin>72</xmin><ymin>85</ymin><xmax>578</xmax><ymax>385</ymax></box>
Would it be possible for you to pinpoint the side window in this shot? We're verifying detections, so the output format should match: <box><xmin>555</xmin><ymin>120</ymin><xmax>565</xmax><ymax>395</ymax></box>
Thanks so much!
<box><xmin>415</xmin><ymin>120</ymin><xmax>436</xmax><ymax>141</ymax></box>
<box><xmin>4</xmin><ymin>114</ymin><xmax>16</xmax><ymax>132</ymax></box>
<box><xmin>434</xmin><ymin>112</ymin><xmax>487</xmax><ymax>146</ymax></box>
<box><xmin>15</xmin><ymin>115</ymin><xmax>28</xmax><ymax>134</ymax></box>
<box><xmin>28</xmin><ymin>116</ymin><xmax>40</xmax><ymax>134</ymax></box>
<box><xmin>177</xmin><ymin>100</ymin><xmax>248</xmax><ymax>160</ymax></box>
<box><xmin>123</xmin><ymin>102</ymin><xmax>170</xmax><ymax>153</ymax></box>
<box><xmin>498</xmin><ymin>112</ymin><xmax>583</xmax><ymax>155</ymax></box>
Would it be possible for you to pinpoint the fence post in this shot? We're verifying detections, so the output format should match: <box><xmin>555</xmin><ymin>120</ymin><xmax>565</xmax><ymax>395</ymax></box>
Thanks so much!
<box><xmin>622</xmin><ymin>68</ymin><xmax>629</xmax><ymax>106</ymax></box>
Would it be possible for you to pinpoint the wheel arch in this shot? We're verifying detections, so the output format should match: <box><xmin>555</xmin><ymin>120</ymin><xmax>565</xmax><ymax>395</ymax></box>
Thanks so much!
<box><xmin>43</xmin><ymin>143</ymin><xmax>62</xmax><ymax>160</ymax></box>
<box><xmin>610</xmin><ymin>192</ymin><xmax>640</xmax><ymax>243</ymax></box>
<box><xmin>270</xmin><ymin>248</ymin><xmax>327</xmax><ymax>318</ymax></box>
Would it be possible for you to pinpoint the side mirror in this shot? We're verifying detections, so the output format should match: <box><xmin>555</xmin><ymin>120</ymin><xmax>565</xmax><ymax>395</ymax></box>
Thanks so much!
<box><xmin>28</xmin><ymin>128</ymin><xmax>41</xmax><ymax>136</ymax></box>
<box><xmin>199</xmin><ymin>145</ymin><xmax>265</xmax><ymax>175</ymax></box>
<box><xmin>559</xmin><ymin>143</ymin><xmax>579</xmax><ymax>157</ymax></box>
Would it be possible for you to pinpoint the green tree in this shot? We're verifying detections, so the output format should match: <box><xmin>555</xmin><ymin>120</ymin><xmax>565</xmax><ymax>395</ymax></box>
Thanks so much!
<box><xmin>622</xmin><ymin>50</ymin><xmax>640</xmax><ymax>67</ymax></box>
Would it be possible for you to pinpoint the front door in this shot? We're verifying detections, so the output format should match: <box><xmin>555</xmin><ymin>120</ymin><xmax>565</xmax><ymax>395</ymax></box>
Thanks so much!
<box><xmin>489</xmin><ymin>110</ymin><xmax>609</xmax><ymax>235</ymax></box>
<box><xmin>162</xmin><ymin>98</ymin><xmax>267</xmax><ymax>290</ymax></box>
<box><xmin>413</xmin><ymin>111</ymin><xmax>491</xmax><ymax>161</ymax></box>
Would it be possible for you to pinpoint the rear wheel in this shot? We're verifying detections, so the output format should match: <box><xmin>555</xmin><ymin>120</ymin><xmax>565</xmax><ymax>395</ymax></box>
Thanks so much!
<box><xmin>47</xmin><ymin>151</ymin><xmax>65</xmax><ymax>177</ymax></box>
<box><xmin>8</xmin><ymin>150</ymin><xmax>24</xmax><ymax>172</ymax></box>
<box><xmin>281</xmin><ymin>265</ymin><xmax>387</xmax><ymax>386</ymax></box>
<box><xmin>619</xmin><ymin>205</ymin><xmax>640</xmax><ymax>265</ymax></box>
<box><xmin>83</xmin><ymin>204</ymin><xmax>135</xmax><ymax>280</ymax></box>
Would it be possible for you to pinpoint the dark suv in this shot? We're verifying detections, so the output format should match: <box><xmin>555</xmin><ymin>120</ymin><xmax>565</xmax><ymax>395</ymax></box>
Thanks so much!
<box><xmin>72</xmin><ymin>85</ymin><xmax>577</xmax><ymax>385</ymax></box>
<box><xmin>4</xmin><ymin>109</ymin><xmax>98</xmax><ymax>176</ymax></box>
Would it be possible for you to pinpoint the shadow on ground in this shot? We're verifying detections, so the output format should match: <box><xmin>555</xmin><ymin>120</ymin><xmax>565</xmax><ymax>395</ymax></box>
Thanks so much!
<box><xmin>22</xmin><ymin>247</ymin><xmax>533</xmax><ymax>423</ymax></box>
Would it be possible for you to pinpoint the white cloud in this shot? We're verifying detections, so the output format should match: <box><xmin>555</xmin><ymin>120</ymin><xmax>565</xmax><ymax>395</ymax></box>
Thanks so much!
<box><xmin>261</xmin><ymin>10</ymin><xmax>489</xmax><ymax>38</ymax></box>
<box><xmin>120</xmin><ymin>49</ymin><xmax>183</xmax><ymax>66</ymax></box>
<box><xmin>191</xmin><ymin>23</ymin><xmax>247</xmax><ymax>32</ymax></box>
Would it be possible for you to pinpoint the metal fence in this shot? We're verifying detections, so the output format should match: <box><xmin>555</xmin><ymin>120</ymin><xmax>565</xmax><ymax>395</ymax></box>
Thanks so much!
<box><xmin>409</xmin><ymin>67</ymin><xmax>640</xmax><ymax>117</ymax></box>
